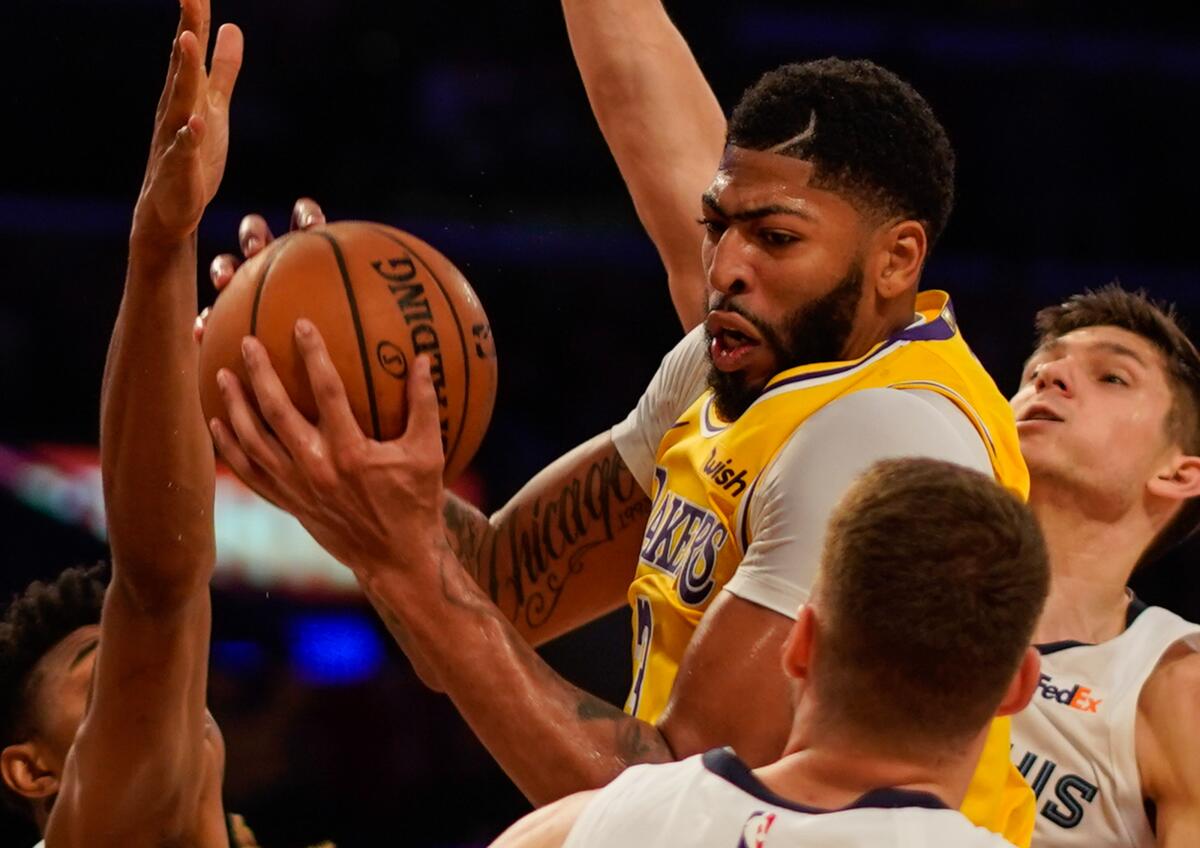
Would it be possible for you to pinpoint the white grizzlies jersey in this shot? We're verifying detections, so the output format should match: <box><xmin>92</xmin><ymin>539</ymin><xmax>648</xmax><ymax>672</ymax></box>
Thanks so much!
<box><xmin>563</xmin><ymin>749</ymin><xmax>1015</xmax><ymax>848</ymax></box>
<box><xmin>1011</xmin><ymin>600</ymin><xmax>1200</xmax><ymax>847</ymax></box>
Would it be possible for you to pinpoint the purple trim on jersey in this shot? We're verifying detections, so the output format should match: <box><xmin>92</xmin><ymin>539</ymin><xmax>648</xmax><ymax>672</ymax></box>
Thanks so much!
<box><xmin>763</xmin><ymin>337</ymin><xmax>904</xmax><ymax>393</ymax></box>
<box><xmin>702</xmin><ymin>748</ymin><xmax>950</xmax><ymax>813</ymax></box>
<box><xmin>894</xmin><ymin>298</ymin><xmax>957</xmax><ymax>342</ymax></box>
<box><xmin>762</xmin><ymin>300</ymin><xmax>957</xmax><ymax>394</ymax></box>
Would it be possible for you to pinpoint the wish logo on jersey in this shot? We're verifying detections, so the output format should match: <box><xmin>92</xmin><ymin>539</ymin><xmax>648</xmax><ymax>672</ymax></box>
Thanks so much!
<box><xmin>639</xmin><ymin>468</ymin><xmax>730</xmax><ymax>606</ymax></box>
<box><xmin>737</xmin><ymin>811</ymin><xmax>776</xmax><ymax>848</ymax></box>
<box><xmin>1036</xmin><ymin>674</ymin><xmax>1102</xmax><ymax>713</ymax></box>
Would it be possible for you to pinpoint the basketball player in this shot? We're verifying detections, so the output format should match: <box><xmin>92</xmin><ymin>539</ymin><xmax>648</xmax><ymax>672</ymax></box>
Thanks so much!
<box><xmin>210</xmin><ymin>32</ymin><xmax>1033</xmax><ymax>848</ymax></box>
<box><xmin>1006</xmin><ymin>287</ymin><xmax>1200</xmax><ymax>847</ymax></box>
<box><xmin>0</xmin><ymin>2</ymin><xmax>243</xmax><ymax>846</ymax></box>
<box><xmin>554</xmin><ymin>2</ymin><xmax>1200</xmax><ymax>843</ymax></box>
<box><xmin>489</xmin><ymin>458</ymin><xmax>1047</xmax><ymax>847</ymax></box>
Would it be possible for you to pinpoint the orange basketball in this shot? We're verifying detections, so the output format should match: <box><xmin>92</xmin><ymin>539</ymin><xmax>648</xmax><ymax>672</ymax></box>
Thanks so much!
<box><xmin>199</xmin><ymin>221</ymin><xmax>498</xmax><ymax>482</ymax></box>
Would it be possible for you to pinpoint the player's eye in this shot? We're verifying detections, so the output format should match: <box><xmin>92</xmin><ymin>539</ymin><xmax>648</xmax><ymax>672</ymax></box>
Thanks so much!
<box><xmin>697</xmin><ymin>217</ymin><xmax>726</xmax><ymax>236</ymax></box>
<box><xmin>1100</xmin><ymin>373</ymin><xmax>1128</xmax><ymax>386</ymax></box>
<box><xmin>760</xmin><ymin>230</ymin><xmax>799</xmax><ymax>247</ymax></box>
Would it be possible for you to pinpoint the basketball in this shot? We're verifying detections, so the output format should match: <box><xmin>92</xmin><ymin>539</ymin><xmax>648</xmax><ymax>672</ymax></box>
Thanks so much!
<box><xmin>198</xmin><ymin>221</ymin><xmax>498</xmax><ymax>482</ymax></box>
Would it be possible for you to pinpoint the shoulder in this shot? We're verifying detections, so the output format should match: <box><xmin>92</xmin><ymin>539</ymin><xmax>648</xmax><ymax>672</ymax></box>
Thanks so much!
<box><xmin>804</xmin><ymin>387</ymin><xmax>986</xmax><ymax>448</ymax></box>
<box><xmin>1137</xmin><ymin>644</ymin><xmax>1200</xmax><ymax>801</ymax></box>
<box><xmin>1141</xmin><ymin>644</ymin><xmax>1200</xmax><ymax>715</ymax></box>
<box><xmin>611</xmin><ymin>327</ymin><xmax>709</xmax><ymax>493</ymax></box>
<box><xmin>764</xmin><ymin>387</ymin><xmax>991</xmax><ymax>491</ymax></box>
<box><xmin>639</xmin><ymin>324</ymin><xmax>708</xmax><ymax>395</ymax></box>
<box><xmin>490</xmin><ymin>790</ymin><xmax>597</xmax><ymax>848</ymax></box>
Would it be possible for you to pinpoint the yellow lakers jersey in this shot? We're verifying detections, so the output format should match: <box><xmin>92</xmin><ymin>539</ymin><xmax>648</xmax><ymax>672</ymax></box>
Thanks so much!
<box><xmin>624</xmin><ymin>291</ymin><xmax>1034</xmax><ymax>846</ymax></box>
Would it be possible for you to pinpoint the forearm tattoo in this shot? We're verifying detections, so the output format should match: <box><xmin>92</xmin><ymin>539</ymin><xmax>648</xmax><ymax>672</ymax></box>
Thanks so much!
<box><xmin>442</xmin><ymin>450</ymin><xmax>648</xmax><ymax>632</ymax></box>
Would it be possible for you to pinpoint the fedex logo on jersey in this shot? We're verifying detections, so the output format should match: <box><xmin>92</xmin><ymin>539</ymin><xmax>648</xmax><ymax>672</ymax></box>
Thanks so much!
<box><xmin>640</xmin><ymin>467</ymin><xmax>730</xmax><ymax>606</ymax></box>
<box><xmin>1037</xmin><ymin>673</ymin><xmax>1102</xmax><ymax>713</ymax></box>
<box><xmin>737</xmin><ymin>811</ymin><xmax>776</xmax><ymax>848</ymax></box>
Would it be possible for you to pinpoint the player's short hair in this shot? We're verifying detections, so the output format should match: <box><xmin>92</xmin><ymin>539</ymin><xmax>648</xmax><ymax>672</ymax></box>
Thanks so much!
<box><xmin>815</xmin><ymin>459</ymin><xmax>1047</xmax><ymax>750</ymax></box>
<box><xmin>0</xmin><ymin>563</ymin><xmax>107</xmax><ymax>816</ymax></box>
<box><xmin>1034</xmin><ymin>284</ymin><xmax>1200</xmax><ymax>565</ymax></box>
<box><xmin>727</xmin><ymin>58</ymin><xmax>955</xmax><ymax>247</ymax></box>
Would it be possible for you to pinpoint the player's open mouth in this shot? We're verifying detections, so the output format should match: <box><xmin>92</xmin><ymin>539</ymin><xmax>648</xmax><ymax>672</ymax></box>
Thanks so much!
<box><xmin>1017</xmin><ymin>403</ymin><xmax>1064</xmax><ymax>424</ymax></box>
<box><xmin>707</xmin><ymin>311</ymin><xmax>763</xmax><ymax>372</ymax></box>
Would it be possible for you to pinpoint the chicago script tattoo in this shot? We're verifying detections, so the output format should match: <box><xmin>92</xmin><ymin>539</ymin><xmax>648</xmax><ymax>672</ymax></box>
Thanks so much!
<box><xmin>441</xmin><ymin>447</ymin><xmax>647</xmax><ymax>631</ymax></box>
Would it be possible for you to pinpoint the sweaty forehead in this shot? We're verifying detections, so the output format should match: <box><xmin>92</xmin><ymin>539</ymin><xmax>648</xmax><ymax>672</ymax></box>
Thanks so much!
<box><xmin>708</xmin><ymin>145</ymin><xmax>819</xmax><ymax>202</ymax></box>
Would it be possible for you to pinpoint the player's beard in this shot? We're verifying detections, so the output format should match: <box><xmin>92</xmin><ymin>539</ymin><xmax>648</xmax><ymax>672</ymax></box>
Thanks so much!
<box><xmin>706</xmin><ymin>264</ymin><xmax>863</xmax><ymax>421</ymax></box>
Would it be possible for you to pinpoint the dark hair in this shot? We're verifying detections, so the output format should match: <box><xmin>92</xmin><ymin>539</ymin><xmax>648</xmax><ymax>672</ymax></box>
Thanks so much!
<box><xmin>1034</xmin><ymin>283</ymin><xmax>1200</xmax><ymax>565</ymax></box>
<box><xmin>817</xmin><ymin>459</ymin><xmax>1048</xmax><ymax>750</ymax></box>
<box><xmin>727</xmin><ymin>58</ymin><xmax>956</xmax><ymax>247</ymax></box>
<box><xmin>0</xmin><ymin>563</ymin><xmax>107</xmax><ymax>815</ymax></box>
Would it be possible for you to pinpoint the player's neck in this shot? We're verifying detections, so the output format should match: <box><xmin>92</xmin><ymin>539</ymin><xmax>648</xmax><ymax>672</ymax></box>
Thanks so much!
<box><xmin>840</xmin><ymin>305</ymin><xmax>916</xmax><ymax>362</ymax></box>
<box><xmin>1031</xmin><ymin>488</ymin><xmax>1146</xmax><ymax>644</ymax></box>
<box><xmin>759</xmin><ymin>716</ymin><xmax>981</xmax><ymax>811</ymax></box>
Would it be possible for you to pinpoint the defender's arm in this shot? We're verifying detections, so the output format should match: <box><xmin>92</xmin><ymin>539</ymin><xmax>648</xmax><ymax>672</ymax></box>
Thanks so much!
<box><xmin>562</xmin><ymin>0</ymin><xmax>725</xmax><ymax>330</ymax></box>
<box><xmin>50</xmin><ymin>5</ymin><xmax>242</xmax><ymax>845</ymax></box>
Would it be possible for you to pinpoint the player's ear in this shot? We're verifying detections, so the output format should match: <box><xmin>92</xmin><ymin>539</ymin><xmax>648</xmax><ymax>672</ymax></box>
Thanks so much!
<box><xmin>1147</xmin><ymin>452</ymin><xmax>1200</xmax><ymax>502</ymax></box>
<box><xmin>781</xmin><ymin>604</ymin><xmax>816</xmax><ymax>681</ymax></box>
<box><xmin>869</xmin><ymin>219</ymin><xmax>927</xmax><ymax>300</ymax></box>
<box><xmin>0</xmin><ymin>742</ymin><xmax>60</xmax><ymax>802</ymax></box>
<box><xmin>995</xmin><ymin>647</ymin><xmax>1041</xmax><ymax>717</ymax></box>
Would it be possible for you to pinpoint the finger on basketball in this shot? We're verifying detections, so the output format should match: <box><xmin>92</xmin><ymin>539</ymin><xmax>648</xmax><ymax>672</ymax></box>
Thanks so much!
<box><xmin>216</xmin><ymin>367</ymin><xmax>293</xmax><ymax>474</ymax></box>
<box><xmin>209</xmin><ymin>417</ymin><xmax>287</xmax><ymax>509</ymax></box>
<box><xmin>240</xmin><ymin>336</ymin><xmax>318</xmax><ymax>456</ymax></box>
<box><xmin>294</xmin><ymin>319</ymin><xmax>362</xmax><ymax>444</ymax></box>
<box><xmin>239</xmin><ymin>214</ymin><xmax>273</xmax><ymax>258</ymax></box>
<box><xmin>291</xmin><ymin>198</ymin><xmax>326</xmax><ymax>231</ymax></box>
<box><xmin>210</xmin><ymin>253</ymin><xmax>239</xmax><ymax>290</ymax></box>
<box><xmin>405</xmin><ymin>355</ymin><xmax>444</xmax><ymax>458</ymax></box>
<box><xmin>194</xmin><ymin>308</ymin><xmax>211</xmax><ymax>344</ymax></box>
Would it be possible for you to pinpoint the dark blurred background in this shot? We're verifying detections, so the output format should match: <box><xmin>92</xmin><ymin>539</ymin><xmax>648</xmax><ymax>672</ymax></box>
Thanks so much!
<box><xmin>2</xmin><ymin>1</ymin><xmax>1198</xmax><ymax>845</ymax></box>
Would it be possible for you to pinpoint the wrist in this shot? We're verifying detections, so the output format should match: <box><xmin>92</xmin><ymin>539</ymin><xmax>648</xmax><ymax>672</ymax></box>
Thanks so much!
<box><xmin>129</xmin><ymin>214</ymin><xmax>197</xmax><ymax>262</ymax></box>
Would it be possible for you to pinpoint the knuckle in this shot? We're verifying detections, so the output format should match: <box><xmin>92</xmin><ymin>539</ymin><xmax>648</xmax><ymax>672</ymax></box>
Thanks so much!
<box><xmin>306</xmin><ymin>455</ymin><xmax>340</xmax><ymax>491</ymax></box>
<box><xmin>315</xmin><ymin>376</ymin><xmax>344</xmax><ymax>404</ymax></box>
<box><xmin>257</xmin><ymin>396</ymin><xmax>287</xmax><ymax>425</ymax></box>
<box><xmin>333</xmin><ymin>442</ymin><xmax>367</xmax><ymax>473</ymax></box>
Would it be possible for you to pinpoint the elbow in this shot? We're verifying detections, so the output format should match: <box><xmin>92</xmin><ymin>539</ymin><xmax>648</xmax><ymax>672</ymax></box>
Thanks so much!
<box><xmin>111</xmin><ymin>551</ymin><xmax>215</xmax><ymax>614</ymax></box>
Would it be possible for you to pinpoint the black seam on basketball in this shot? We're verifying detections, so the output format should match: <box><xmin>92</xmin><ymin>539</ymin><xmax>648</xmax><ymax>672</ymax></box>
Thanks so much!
<box><xmin>371</xmin><ymin>227</ymin><xmax>470</xmax><ymax>468</ymax></box>
<box><xmin>313</xmin><ymin>231</ymin><xmax>382</xmax><ymax>441</ymax></box>
<box><xmin>248</xmin><ymin>240</ymin><xmax>286</xmax><ymax>336</ymax></box>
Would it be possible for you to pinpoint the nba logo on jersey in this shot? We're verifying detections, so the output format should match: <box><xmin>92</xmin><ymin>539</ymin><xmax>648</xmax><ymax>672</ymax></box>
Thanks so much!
<box><xmin>737</xmin><ymin>811</ymin><xmax>776</xmax><ymax>848</ymax></box>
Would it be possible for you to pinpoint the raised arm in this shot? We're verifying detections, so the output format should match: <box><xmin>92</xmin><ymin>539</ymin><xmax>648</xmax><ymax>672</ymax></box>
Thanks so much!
<box><xmin>562</xmin><ymin>0</ymin><xmax>725</xmax><ymax>330</ymax></box>
<box><xmin>49</xmin><ymin>4</ymin><xmax>242</xmax><ymax>844</ymax></box>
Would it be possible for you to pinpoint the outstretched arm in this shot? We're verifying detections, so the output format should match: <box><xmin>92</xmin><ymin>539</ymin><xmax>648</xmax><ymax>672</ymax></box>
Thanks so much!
<box><xmin>50</xmin><ymin>3</ymin><xmax>242</xmax><ymax>845</ymax></box>
<box><xmin>562</xmin><ymin>0</ymin><xmax>725</xmax><ymax>330</ymax></box>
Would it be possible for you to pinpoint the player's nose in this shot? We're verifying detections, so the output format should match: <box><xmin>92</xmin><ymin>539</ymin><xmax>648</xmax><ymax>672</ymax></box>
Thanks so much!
<box><xmin>707</xmin><ymin>228</ymin><xmax>754</xmax><ymax>297</ymax></box>
<box><xmin>1034</xmin><ymin>356</ymin><xmax>1074</xmax><ymax>397</ymax></box>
